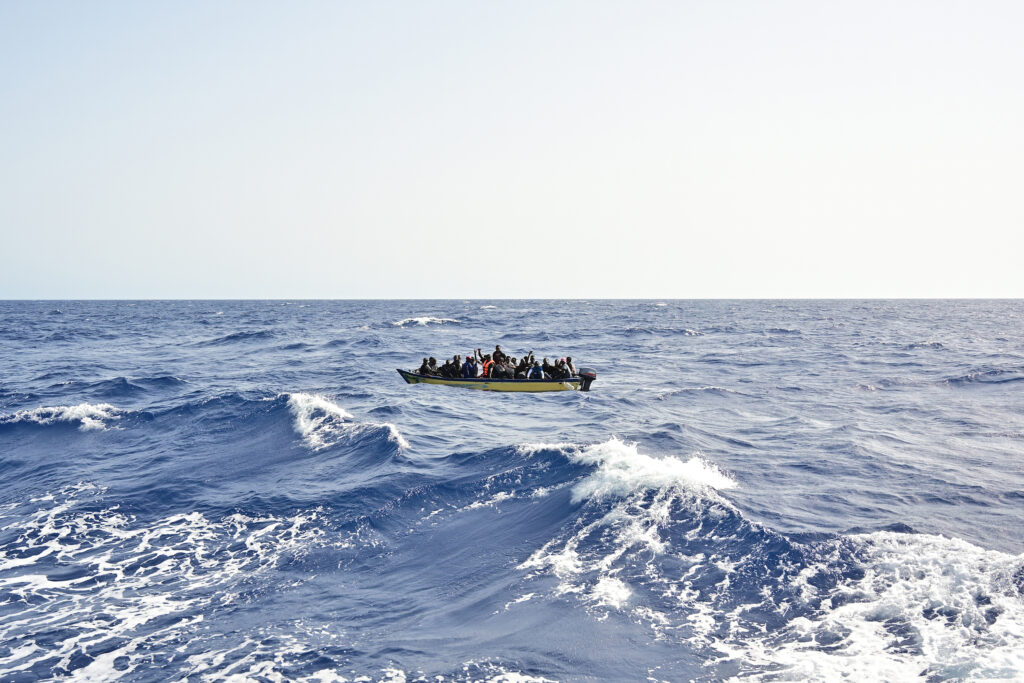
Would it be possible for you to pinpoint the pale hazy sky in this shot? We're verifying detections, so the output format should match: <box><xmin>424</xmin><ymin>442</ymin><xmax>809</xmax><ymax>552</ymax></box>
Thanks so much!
<box><xmin>2</xmin><ymin>1</ymin><xmax>1021</xmax><ymax>298</ymax></box>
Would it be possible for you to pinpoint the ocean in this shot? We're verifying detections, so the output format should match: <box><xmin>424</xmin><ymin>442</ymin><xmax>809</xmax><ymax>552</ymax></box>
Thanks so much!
<box><xmin>0</xmin><ymin>299</ymin><xmax>1021</xmax><ymax>682</ymax></box>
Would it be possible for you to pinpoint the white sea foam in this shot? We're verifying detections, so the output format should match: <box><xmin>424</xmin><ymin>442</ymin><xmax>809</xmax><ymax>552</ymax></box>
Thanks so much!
<box><xmin>457</xmin><ymin>661</ymin><xmax>558</xmax><ymax>683</ymax></box>
<box><xmin>462</xmin><ymin>491</ymin><xmax>515</xmax><ymax>511</ymax></box>
<box><xmin>0</xmin><ymin>402</ymin><xmax>124</xmax><ymax>431</ymax></box>
<box><xmin>286</xmin><ymin>393</ymin><xmax>409</xmax><ymax>450</ymax></box>
<box><xmin>708</xmin><ymin>532</ymin><xmax>1024</xmax><ymax>681</ymax></box>
<box><xmin>518</xmin><ymin>437</ymin><xmax>735</xmax><ymax>504</ymax></box>
<box><xmin>0</xmin><ymin>486</ymin><xmax>357</xmax><ymax>681</ymax></box>
<box><xmin>591</xmin><ymin>576</ymin><xmax>632</xmax><ymax>609</ymax></box>
<box><xmin>518</xmin><ymin>439</ymin><xmax>735</xmax><ymax>616</ymax></box>
<box><xmin>570</xmin><ymin>438</ymin><xmax>735</xmax><ymax>502</ymax></box>
<box><xmin>391</xmin><ymin>317</ymin><xmax>460</xmax><ymax>327</ymax></box>
<box><xmin>515</xmin><ymin>438</ymin><xmax>1024</xmax><ymax>681</ymax></box>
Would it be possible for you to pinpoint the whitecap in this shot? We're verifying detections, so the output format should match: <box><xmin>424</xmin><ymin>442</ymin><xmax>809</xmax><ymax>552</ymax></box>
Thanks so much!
<box><xmin>391</xmin><ymin>317</ymin><xmax>460</xmax><ymax>327</ymax></box>
<box><xmin>0</xmin><ymin>403</ymin><xmax>124</xmax><ymax>431</ymax></box>
<box><xmin>520</xmin><ymin>437</ymin><xmax>735</xmax><ymax>503</ymax></box>
<box><xmin>590</xmin><ymin>576</ymin><xmax>631</xmax><ymax>609</ymax></box>
<box><xmin>286</xmin><ymin>393</ymin><xmax>409</xmax><ymax>450</ymax></box>
<box><xmin>704</xmin><ymin>531</ymin><xmax>1024</xmax><ymax>680</ymax></box>
<box><xmin>517</xmin><ymin>439</ymin><xmax>736</xmax><ymax>617</ymax></box>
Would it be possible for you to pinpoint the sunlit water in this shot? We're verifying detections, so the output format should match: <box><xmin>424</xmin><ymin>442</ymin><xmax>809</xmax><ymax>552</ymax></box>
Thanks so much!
<box><xmin>1</xmin><ymin>300</ymin><xmax>1022</xmax><ymax>681</ymax></box>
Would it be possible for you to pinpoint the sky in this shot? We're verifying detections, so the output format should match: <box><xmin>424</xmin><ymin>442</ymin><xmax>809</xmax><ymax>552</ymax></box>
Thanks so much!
<box><xmin>1</xmin><ymin>1</ymin><xmax>1021</xmax><ymax>298</ymax></box>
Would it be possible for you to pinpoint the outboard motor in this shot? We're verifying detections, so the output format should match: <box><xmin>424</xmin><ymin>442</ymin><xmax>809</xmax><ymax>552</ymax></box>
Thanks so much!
<box><xmin>577</xmin><ymin>367</ymin><xmax>597</xmax><ymax>392</ymax></box>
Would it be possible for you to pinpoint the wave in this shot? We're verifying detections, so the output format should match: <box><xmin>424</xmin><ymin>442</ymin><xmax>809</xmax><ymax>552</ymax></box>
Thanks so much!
<box><xmin>945</xmin><ymin>366</ymin><xmax>1024</xmax><ymax>386</ymax></box>
<box><xmin>705</xmin><ymin>531</ymin><xmax>1024</xmax><ymax>680</ymax></box>
<box><xmin>623</xmin><ymin>326</ymin><xmax>702</xmax><ymax>337</ymax></box>
<box><xmin>0</xmin><ymin>402</ymin><xmax>124</xmax><ymax>431</ymax></box>
<box><xmin>0</xmin><ymin>484</ymin><xmax>352</xmax><ymax>681</ymax></box>
<box><xmin>656</xmin><ymin>386</ymin><xmax>741</xmax><ymax>400</ymax></box>
<box><xmin>49</xmin><ymin>375</ymin><xmax>188</xmax><ymax>399</ymax></box>
<box><xmin>516</xmin><ymin>439</ymin><xmax>741</xmax><ymax>618</ymax></box>
<box><xmin>560</xmin><ymin>437</ymin><xmax>736</xmax><ymax>503</ymax></box>
<box><xmin>193</xmin><ymin>329</ymin><xmax>277</xmax><ymax>347</ymax></box>
<box><xmin>512</xmin><ymin>439</ymin><xmax>1024</xmax><ymax>680</ymax></box>
<box><xmin>392</xmin><ymin>317</ymin><xmax>460</xmax><ymax>327</ymax></box>
<box><xmin>286</xmin><ymin>392</ymin><xmax>409</xmax><ymax>450</ymax></box>
<box><xmin>905</xmin><ymin>341</ymin><xmax>946</xmax><ymax>350</ymax></box>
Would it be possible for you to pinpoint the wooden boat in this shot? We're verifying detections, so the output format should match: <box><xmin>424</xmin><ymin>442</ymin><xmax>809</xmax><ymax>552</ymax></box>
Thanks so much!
<box><xmin>397</xmin><ymin>368</ymin><xmax>597</xmax><ymax>392</ymax></box>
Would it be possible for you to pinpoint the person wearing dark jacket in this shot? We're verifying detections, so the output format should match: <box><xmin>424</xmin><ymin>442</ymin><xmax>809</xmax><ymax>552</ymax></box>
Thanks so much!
<box><xmin>492</xmin><ymin>345</ymin><xmax>506</xmax><ymax>363</ymax></box>
<box><xmin>528</xmin><ymin>361</ymin><xmax>545</xmax><ymax>379</ymax></box>
<box><xmin>461</xmin><ymin>356</ymin><xmax>477</xmax><ymax>378</ymax></box>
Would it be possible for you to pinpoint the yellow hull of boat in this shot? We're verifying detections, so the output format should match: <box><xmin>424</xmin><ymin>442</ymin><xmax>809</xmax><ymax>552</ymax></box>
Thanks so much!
<box><xmin>397</xmin><ymin>369</ymin><xmax>579</xmax><ymax>392</ymax></box>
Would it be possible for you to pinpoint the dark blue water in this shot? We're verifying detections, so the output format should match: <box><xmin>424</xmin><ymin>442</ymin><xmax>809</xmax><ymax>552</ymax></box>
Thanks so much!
<box><xmin>1</xmin><ymin>300</ymin><xmax>1022</xmax><ymax>681</ymax></box>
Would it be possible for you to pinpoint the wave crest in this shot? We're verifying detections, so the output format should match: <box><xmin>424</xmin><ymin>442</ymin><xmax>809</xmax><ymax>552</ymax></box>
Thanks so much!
<box><xmin>520</xmin><ymin>437</ymin><xmax>736</xmax><ymax>503</ymax></box>
<box><xmin>0</xmin><ymin>403</ymin><xmax>124</xmax><ymax>431</ymax></box>
<box><xmin>286</xmin><ymin>393</ymin><xmax>409</xmax><ymax>450</ymax></box>
<box><xmin>391</xmin><ymin>317</ymin><xmax>460</xmax><ymax>327</ymax></box>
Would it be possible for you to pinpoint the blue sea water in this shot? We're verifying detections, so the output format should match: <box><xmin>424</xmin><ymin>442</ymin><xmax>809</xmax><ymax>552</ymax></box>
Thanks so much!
<box><xmin>0</xmin><ymin>299</ymin><xmax>1022</xmax><ymax>682</ymax></box>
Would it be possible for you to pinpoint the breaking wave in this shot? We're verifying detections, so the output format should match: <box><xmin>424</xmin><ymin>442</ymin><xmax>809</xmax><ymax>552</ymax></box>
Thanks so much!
<box><xmin>521</xmin><ymin>437</ymin><xmax>735</xmax><ymax>503</ymax></box>
<box><xmin>512</xmin><ymin>439</ymin><xmax>1024</xmax><ymax>681</ymax></box>
<box><xmin>0</xmin><ymin>403</ymin><xmax>125</xmax><ymax>431</ymax></box>
<box><xmin>286</xmin><ymin>392</ymin><xmax>409</xmax><ymax>450</ymax></box>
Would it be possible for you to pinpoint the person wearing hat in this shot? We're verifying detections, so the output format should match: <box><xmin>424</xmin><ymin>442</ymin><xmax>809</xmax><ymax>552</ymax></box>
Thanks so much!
<box><xmin>461</xmin><ymin>354</ymin><xmax>477</xmax><ymax>378</ymax></box>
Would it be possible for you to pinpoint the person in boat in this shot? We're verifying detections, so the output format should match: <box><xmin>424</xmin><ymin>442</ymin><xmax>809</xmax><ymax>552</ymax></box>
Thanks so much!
<box><xmin>418</xmin><ymin>358</ymin><xmax>431</xmax><ymax>375</ymax></box>
<box><xmin>528</xmin><ymin>361</ymin><xmax>545</xmax><ymax>380</ymax></box>
<box><xmin>462</xmin><ymin>354</ymin><xmax>478</xmax><ymax>378</ymax></box>
<box><xmin>566</xmin><ymin>357</ymin><xmax>576</xmax><ymax>376</ymax></box>
<box><xmin>479</xmin><ymin>353</ymin><xmax>494</xmax><ymax>378</ymax></box>
<box><xmin>490</xmin><ymin>361</ymin><xmax>507</xmax><ymax>379</ymax></box>
<box><xmin>492</xmin><ymin>345</ymin><xmax>506</xmax><ymax>363</ymax></box>
<box><xmin>427</xmin><ymin>357</ymin><xmax>439</xmax><ymax>375</ymax></box>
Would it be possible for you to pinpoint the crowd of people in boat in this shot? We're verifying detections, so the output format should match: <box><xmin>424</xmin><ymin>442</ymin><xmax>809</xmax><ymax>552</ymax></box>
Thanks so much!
<box><xmin>416</xmin><ymin>345</ymin><xmax>577</xmax><ymax>380</ymax></box>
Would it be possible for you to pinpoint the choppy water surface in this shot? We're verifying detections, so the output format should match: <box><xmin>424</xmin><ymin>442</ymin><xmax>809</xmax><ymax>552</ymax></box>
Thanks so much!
<box><xmin>0</xmin><ymin>300</ymin><xmax>1022</xmax><ymax>681</ymax></box>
